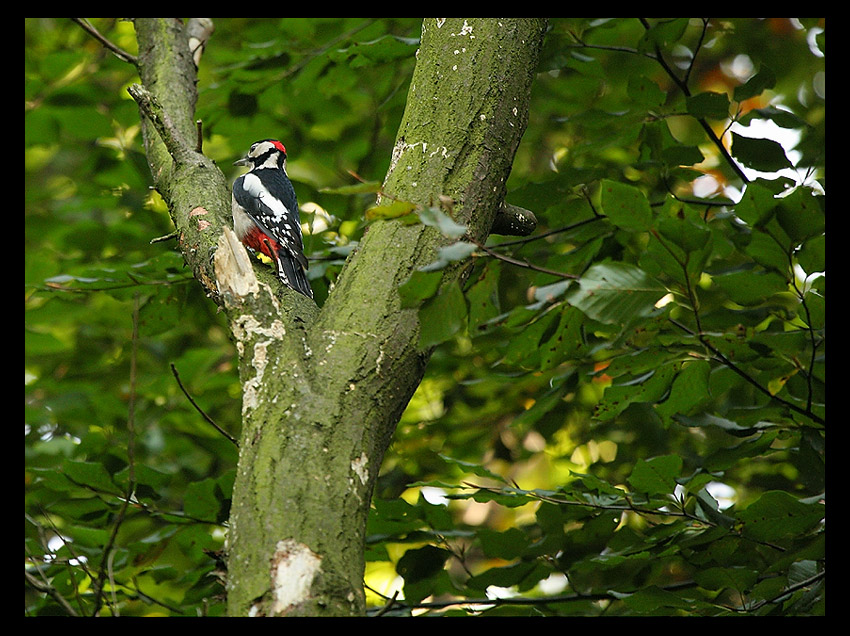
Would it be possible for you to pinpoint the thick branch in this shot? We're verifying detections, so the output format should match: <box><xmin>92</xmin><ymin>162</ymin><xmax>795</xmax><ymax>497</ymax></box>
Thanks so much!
<box><xmin>225</xmin><ymin>18</ymin><xmax>549</xmax><ymax>618</ymax></box>
<box><xmin>127</xmin><ymin>83</ymin><xmax>196</xmax><ymax>167</ymax></box>
<box><xmin>492</xmin><ymin>202</ymin><xmax>538</xmax><ymax>236</ymax></box>
<box><xmin>126</xmin><ymin>17</ymin><xmax>548</xmax><ymax>619</ymax></box>
<box><xmin>130</xmin><ymin>19</ymin><xmax>233</xmax><ymax>299</ymax></box>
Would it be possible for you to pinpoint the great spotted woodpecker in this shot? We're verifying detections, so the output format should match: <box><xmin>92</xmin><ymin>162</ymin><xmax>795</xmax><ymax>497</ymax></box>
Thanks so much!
<box><xmin>231</xmin><ymin>139</ymin><xmax>313</xmax><ymax>299</ymax></box>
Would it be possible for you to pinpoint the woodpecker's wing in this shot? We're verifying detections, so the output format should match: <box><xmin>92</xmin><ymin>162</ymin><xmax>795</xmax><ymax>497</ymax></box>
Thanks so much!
<box><xmin>232</xmin><ymin>173</ymin><xmax>313</xmax><ymax>298</ymax></box>
<box><xmin>232</xmin><ymin>172</ymin><xmax>308</xmax><ymax>271</ymax></box>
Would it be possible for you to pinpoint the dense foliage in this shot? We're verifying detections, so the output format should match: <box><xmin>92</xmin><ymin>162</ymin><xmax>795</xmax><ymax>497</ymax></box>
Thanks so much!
<box><xmin>26</xmin><ymin>18</ymin><xmax>825</xmax><ymax>616</ymax></box>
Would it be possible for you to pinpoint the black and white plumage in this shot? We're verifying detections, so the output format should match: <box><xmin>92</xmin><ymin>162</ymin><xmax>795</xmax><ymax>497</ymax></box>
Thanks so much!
<box><xmin>231</xmin><ymin>139</ymin><xmax>313</xmax><ymax>299</ymax></box>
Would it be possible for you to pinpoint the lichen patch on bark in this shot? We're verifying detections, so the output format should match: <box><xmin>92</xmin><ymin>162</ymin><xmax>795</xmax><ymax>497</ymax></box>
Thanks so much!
<box><xmin>268</xmin><ymin>539</ymin><xmax>322</xmax><ymax>615</ymax></box>
<box><xmin>350</xmin><ymin>452</ymin><xmax>370</xmax><ymax>486</ymax></box>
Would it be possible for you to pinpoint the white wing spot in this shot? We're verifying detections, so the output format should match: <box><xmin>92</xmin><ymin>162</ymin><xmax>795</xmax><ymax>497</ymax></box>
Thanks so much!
<box><xmin>242</xmin><ymin>173</ymin><xmax>290</xmax><ymax>222</ymax></box>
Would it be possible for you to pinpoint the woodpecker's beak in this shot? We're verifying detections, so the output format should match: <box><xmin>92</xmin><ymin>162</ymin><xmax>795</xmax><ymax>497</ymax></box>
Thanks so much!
<box><xmin>233</xmin><ymin>155</ymin><xmax>250</xmax><ymax>167</ymax></box>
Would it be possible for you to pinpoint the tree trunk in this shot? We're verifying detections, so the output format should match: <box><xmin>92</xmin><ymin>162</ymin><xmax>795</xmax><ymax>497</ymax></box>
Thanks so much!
<box><xmin>129</xmin><ymin>17</ymin><xmax>547</xmax><ymax>617</ymax></box>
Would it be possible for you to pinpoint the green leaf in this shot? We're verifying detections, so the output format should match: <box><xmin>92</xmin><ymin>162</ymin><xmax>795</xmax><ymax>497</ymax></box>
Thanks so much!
<box><xmin>676</xmin><ymin>413</ymin><xmax>772</xmax><ymax>436</ymax></box>
<box><xmin>183</xmin><ymin>478</ymin><xmax>222</xmax><ymax>522</ymax></box>
<box><xmin>439</xmin><ymin>455</ymin><xmax>509</xmax><ymax>484</ymax></box>
<box><xmin>63</xmin><ymin>524</ymin><xmax>111</xmax><ymax>548</ymax></box>
<box><xmin>774</xmin><ymin>187</ymin><xmax>825</xmax><ymax>244</ymax></box>
<box><xmin>797</xmin><ymin>234</ymin><xmax>824</xmax><ymax>275</ymax></box>
<box><xmin>466</xmin><ymin>560</ymin><xmax>550</xmax><ymax>592</ymax></box>
<box><xmin>637</xmin><ymin>18</ymin><xmax>689</xmax><ymax>51</ymax></box>
<box><xmin>364</xmin><ymin>199</ymin><xmax>417</xmax><ymax>220</ymax></box>
<box><xmin>702</xmin><ymin>430</ymin><xmax>780</xmax><ymax>473</ymax></box>
<box><xmin>733</xmin><ymin>66</ymin><xmax>776</xmax><ymax>102</ymax></box>
<box><xmin>713</xmin><ymin>269</ymin><xmax>788</xmax><ymax>305</ymax></box>
<box><xmin>420</xmin><ymin>241</ymin><xmax>477</xmax><ymax>271</ymax></box>
<box><xmin>466</xmin><ymin>265</ymin><xmax>502</xmax><ymax>334</ymax></box>
<box><xmin>628</xmin><ymin>454</ymin><xmax>682</xmax><ymax>496</ymax></box>
<box><xmin>49</xmin><ymin>496</ymin><xmax>111</xmax><ymax>522</ymax></box>
<box><xmin>627</xmin><ymin>75</ymin><xmax>666</xmax><ymax>107</ymax></box>
<box><xmin>731</xmin><ymin>132</ymin><xmax>793</xmax><ymax>172</ymax></box>
<box><xmin>738</xmin><ymin>491</ymin><xmax>824</xmax><ymax>542</ymax></box>
<box><xmin>500</xmin><ymin>309</ymin><xmax>558</xmax><ymax>367</ymax></box>
<box><xmin>686</xmin><ymin>91</ymin><xmax>730</xmax><ymax>120</ymax></box>
<box><xmin>655</xmin><ymin>359</ymin><xmax>711</xmax><ymax>425</ymax></box>
<box><xmin>734</xmin><ymin>180</ymin><xmax>779</xmax><ymax>226</ymax></box>
<box><xmin>572</xmin><ymin>471</ymin><xmax>631</xmax><ymax>499</ymax></box>
<box><xmin>470</xmin><ymin>488</ymin><xmax>537</xmax><ymax>509</ymax></box>
<box><xmin>740</xmin><ymin>106</ymin><xmax>806</xmax><ymax>129</ymax></box>
<box><xmin>399</xmin><ymin>269</ymin><xmax>443</xmax><ymax>307</ymax></box>
<box><xmin>566</xmin><ymin>262</ymin><xmax>666</xmax><ymax>324</ymax></box>
<box><xmin>660</xmin><ymin>144</ymin><xmax>705</xmax><ymax>167</ymax></box>
<box><xmin>62</xmin><ymin>460</ymin><xmax>118</xmax><ymax>493</ymax></box>
<box><xmin>745</xmin><ymin>231</ymin><xmax>791</xmax><ymax>273</ymax></box>
<box><xmin>599</xmin><ymin>180</ymin><xmax>653</xmax><ymax>231</ymax></box>
<box><xmin>693</xmin><ymin>488</ymin><xmax>736</xmax><ymax>528</ymax></box>
<box><xmin>538</xmin><ymin>306</ymin><xmax>584</xmax><ymax>370</ymax></box>
<box><xmin>622</xmin><ymin>585</ymin><xmax>698</xmax><ymax>612</ymax></box>
<box><xmin>396</xmin><ymin>545</ymin><xmax>451</xmax><ymax>583</ymax></box>
<box><xmin>656</xmin><ymin>212</ymin><xmax>711</xmax><ymax>254</ymax></box>
<box><xmin>694</xmin><ymin>566</ymin><xmax>759</xmax><ymax>592</ymax></box>
<box><xmin>320</xmin><ymin>181</ymin><xmax>381</xmax><ymax>195</ymax></box>
<box><xmin>604</xmin><ymin>349</ymin><xmax>680</xmax><ymax>382</ymax></box>
<box><xmin>417</xmin><ymin>281</ymin><xmax>467</xmax><ymax>348</ymax></box>
<box><xmin>594</xmin><ymin>363</ymin><xmax>678</xmax><ymax>421</ymax></box>
<box><xmin>114</xmin><ymin>464</ymin><xmax>170</xmax><ymax>502</ymax></box>
<box><xmin>478</xmin><ymin>527</ymin><xmax>529</xmax><ymax>559</ymax></box>
<box><xmin>139</xmin><ymin>285</ymin><xmax>182</xmax><ymax>336</ymax></box>
<box><xmin>417</xmin><ymin>206</ymin><xmax>468</xmax><ymax>238</ymax></box>
<box><xmin>331</xmin><ymin>34</ymin><xmax>418</xmax><ymax>67</ymax></box>
<box><xmin>512</xmin><ymin>381</ymin><xmax>571</xmax><ymax>429</ymax></box>
<box><xmin>368</xmin><ymin>497</ymin><xmax>423</xmax><ymax>539</ymax></box>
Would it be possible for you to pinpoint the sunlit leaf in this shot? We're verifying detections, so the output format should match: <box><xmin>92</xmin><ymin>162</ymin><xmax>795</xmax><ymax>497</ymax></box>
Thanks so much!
<box><xmin>566</xmin><ymin>262</ymin><xmax>667</xmax><ymax>324</ymax></box>
<box><xmin>738</xmin><ymin>491</ymin><xmax>825</xmax><ymax>542</ymax></box>
<box><xmin>599</xmin><ymin>179</ymin><xmax>653</xmax><ymax>232</ymax></box>
<box><xmin>733</xmin><ymin>66</ymin><xmax>776</xmax><ymax>102</ymax></box>
<box><xmin>628</xmin><ymin>454</ymin><xmax>682</xmax><ymax>496</ymax></box>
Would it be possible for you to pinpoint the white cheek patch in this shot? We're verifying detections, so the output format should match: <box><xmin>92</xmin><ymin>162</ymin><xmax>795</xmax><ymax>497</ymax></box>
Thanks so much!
<box><xmin>241</xmin><ymin>173</ymin><xmax>290</xmax><ymax>222</ymax></box>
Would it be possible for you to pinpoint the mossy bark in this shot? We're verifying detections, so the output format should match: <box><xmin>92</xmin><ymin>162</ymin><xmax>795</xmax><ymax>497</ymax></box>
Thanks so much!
<box><xmin>130</xmin><ymin>17</ymin><xmax>547</xmax><ymax>617</ymax></box>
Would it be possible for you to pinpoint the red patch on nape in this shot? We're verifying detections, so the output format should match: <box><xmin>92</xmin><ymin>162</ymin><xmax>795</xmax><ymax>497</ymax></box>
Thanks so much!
<box><xmin>271</xmin><ymin>140</ymin><xmax>287</xmax><ymax>154</ymax></box>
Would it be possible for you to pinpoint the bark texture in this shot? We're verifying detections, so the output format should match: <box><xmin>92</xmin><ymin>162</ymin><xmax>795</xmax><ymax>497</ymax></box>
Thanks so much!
<box><xmin>129</xmin><ymin>17</ymin><xmax>547</xmax><ymax>617</ymax></box>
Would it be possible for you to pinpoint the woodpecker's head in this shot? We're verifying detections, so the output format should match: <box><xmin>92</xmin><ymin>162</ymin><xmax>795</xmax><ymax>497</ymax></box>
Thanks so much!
<box><xmin>234</xmin><ymin>139</ymin><xmax>287</xmax><ymax>171</ymax></box>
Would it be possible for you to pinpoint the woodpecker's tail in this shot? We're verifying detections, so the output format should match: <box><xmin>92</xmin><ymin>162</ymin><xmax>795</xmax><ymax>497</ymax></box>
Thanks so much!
<box><xmin>276</xmin><ymin>253</ymin><xmax>314</xmax><ymax>299</ymax></box>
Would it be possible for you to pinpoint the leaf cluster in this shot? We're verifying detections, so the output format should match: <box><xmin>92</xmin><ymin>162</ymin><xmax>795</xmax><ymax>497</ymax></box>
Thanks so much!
<box><xmin>25</xmin><ymin>18</ymin><xmax>825</xmax><ymax>617</ymax></box>
<box><xmin>372</xmin><ymin>18</ymin><xmax>825</xmax><ymax>617</ymax></box>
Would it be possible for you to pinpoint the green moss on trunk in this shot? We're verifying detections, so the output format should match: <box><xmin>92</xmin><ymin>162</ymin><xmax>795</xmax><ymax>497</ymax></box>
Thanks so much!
<box><xmin>131</xmin><ymin>17</ymin><xmax>547</xmax><ymax>618</ymax></box>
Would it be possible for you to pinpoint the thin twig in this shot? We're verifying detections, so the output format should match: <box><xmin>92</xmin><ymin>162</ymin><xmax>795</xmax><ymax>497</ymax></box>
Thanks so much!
<box><xmin>92</xmin><ymin>296</ymin><xmax>142</xmax><ymax>616</ymax></box>
<box><xmin>150</xmin><ymin>231</ymin><xmax>181</xmax><ymax>244</ymax></box>
<box><xmin>682</xmin><ymin>18</ymin><xmax>710</xmax><ymax>87</ymax></box>
<box><xmin>668</xmin><ymin>318</ymin><xmax>825</xmax><ymax>426</ymax></box>
<box><xmin>127</xmin><ymin>295</ymin><xmax>139</xmax><ymax>485</ymax></box>
<box><xmin>71</xmin><ymin>18</ymin><xmax>138</xmax><ymax>66</ymax></box>
<box><xmin>637</xmin><ymin>18</ymin><xmax>749</xmax><ymax>184</ymax></box>
<box><xmin>127</xmin><ymin>83</ymin><xmax>196</xmax><ymax>166</ymax></box>
<box><xmin>25</xmin><ymin>569</ymin><xmax>80</xmax><ymax>616</ymax></box>
<box><xmin>170</xmin><ymin>364</ymin><xmax>239</xmax><ymax>447</ymax></box>
<box><xmin>373</xmin><ymin>590</ymin><xmax>400</xmax><ymax>617</ymax></box>
<box><xmin>473</xmin><ymin>239</ymin><xmax>578</xmax><ymax>280</ymax></box>
<box><xmin>742</xmin><ymin>570</ymin><xmax>825</xmax><ymax>613</ymax></box>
